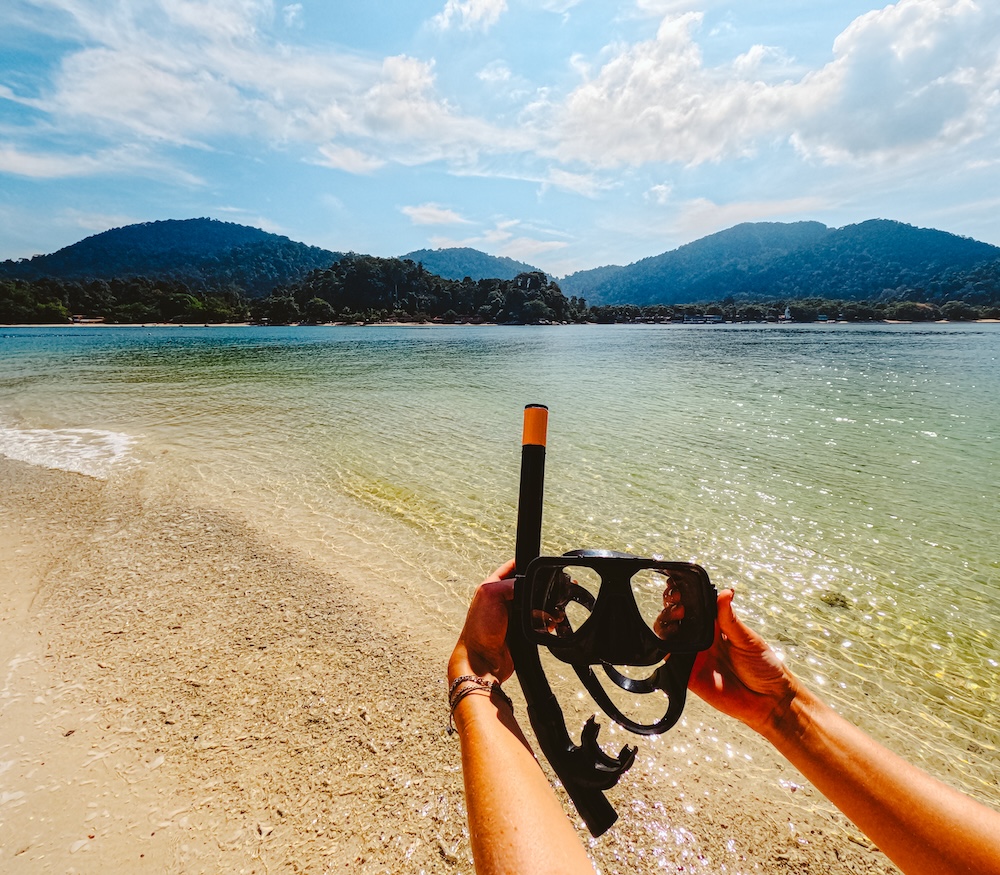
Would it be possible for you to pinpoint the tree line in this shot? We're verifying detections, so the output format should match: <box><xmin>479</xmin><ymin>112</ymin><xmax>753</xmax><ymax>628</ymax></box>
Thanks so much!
<box><xmin>0</xmin><ymin>275</ymin><xmax>250</xmax><ymax>324</ymax></box>
<box><xmin>259</xmin><ymin>255</ymin><xmax>587</xmax><ymax>324</ymax></box>
<box><xmin>3</xmin><ymin>253</ymin><xmax>998</xmax><ymax>325</ymax></box>
<box><xmin>0</xmin><ymin>256</ymin><xmax>589</xmax><ymax>325</ymax></box>
<box><xmin>589</xmin><ymin>297</ymin><xmax>999</xmax><ymax>324</ymax></box>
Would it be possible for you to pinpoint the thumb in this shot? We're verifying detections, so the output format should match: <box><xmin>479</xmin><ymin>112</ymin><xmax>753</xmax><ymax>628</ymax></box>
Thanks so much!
<box><xmin>716</xmin><ymin>589</ymin><xmax>761</xmax><ymax>649</ymax></box>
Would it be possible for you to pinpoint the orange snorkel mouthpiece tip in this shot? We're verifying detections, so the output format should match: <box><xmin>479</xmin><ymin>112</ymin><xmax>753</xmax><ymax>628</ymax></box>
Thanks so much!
<box><xmin>522</xmin><ymin>404</ymin><xmax>548</xmax><ymax>447</ymax></box>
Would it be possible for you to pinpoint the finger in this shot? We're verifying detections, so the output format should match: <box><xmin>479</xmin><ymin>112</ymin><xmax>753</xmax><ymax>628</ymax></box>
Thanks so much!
<box><xmin>668</xmin><ymin>603</ymin><xmax>685</xmax><ymax>620</ymax></box>
<box><xmin>655</xmin><ymin>604</ymin><xmax>685</xmax><ymax>626</ymax></box>
<box><xmin>487</xmin><ymin>559</ymin><xmax>516</xmax><ymax>582</ymax></box>
<box><xmin>653</xmin><ymin>617</ymin><xmax>680</xmax><ymax>639</ymax></box>
<box><xmin>663</xmin><ymin>588</ymin><xmax>682</xmax><ymax>606</ymax></box>
<box><xmin>482</xmin><ymin>577</ymin><xmax>515</xmax><ymax>601</ymax></box>
<box><xmin>531</xmin><ymin>609</ymin><xmax>566</xmax><ymax>633</ymax></box>
<box><xmin>653</xmin><ymin>603</ymin><xmax>683</xmax><ymax>638</ymax></box>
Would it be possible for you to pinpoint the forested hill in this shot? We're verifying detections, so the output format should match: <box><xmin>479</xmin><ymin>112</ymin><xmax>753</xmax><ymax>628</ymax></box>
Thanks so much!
<box><xmin>5</xmin><ymin>217</ymin><xmax>1000</xmax><ymax>324</ymax></box>
<box><xmin>399</xmin><ymin>247</ymin><xmax>542</xmax><ymax>281</ymax></box>
<box><xmin>561</xmin><ymin>220</ymin><xmax>1000</xmax><ymax>306</ymax></box>
<box><xmin>0</xmin><ymin>218</ymin><xmax>340</xmax><ymax>297</ymax></box>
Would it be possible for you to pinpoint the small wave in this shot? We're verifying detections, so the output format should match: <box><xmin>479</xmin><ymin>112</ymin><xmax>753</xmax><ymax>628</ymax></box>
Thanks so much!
<box><xmin>0</xmin><ymin>424</ymin><xmax>137</xmax><ymax>479</ymax></box>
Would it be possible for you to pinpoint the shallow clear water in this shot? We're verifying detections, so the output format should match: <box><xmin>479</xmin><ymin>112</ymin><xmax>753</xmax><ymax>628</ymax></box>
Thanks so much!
<box><xmin>2</xmin><ymin>323</ymin><xmax>998</xmax><ymax>800</ymax></box>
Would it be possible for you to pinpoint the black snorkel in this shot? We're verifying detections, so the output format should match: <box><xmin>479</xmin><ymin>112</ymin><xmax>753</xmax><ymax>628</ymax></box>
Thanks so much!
<box><xmin>508</xmin><ymin>404</ymin><xmax>717</xmax><ymax>836</ymax></box>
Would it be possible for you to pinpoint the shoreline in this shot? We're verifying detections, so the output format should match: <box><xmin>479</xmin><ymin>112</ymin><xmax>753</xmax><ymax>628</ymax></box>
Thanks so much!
<box><xmin>3</xmin><ymin>318</ymin><xmax>999</xmax><ymax>328</ymax></box>
<box><xmin>1</xmin><ymin>456</ymin><xmax>901</xmax><ymax>873</ymax></box>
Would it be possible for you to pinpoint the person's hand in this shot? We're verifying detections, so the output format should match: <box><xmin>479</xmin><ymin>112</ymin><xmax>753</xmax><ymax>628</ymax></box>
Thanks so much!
<box><xmin>652</xmin><ymin>574</ymin><xmax>685</xmax><ymax>639</ymax></box>
<box><xmin>686</xmin><ymin>589</ymin><xmax>804</xmax><ymax>735</ymax></box>
<box><xmin>449</xmin><ymin>560</ymin><xmax>516</xmax><ymax>684</ymax></box>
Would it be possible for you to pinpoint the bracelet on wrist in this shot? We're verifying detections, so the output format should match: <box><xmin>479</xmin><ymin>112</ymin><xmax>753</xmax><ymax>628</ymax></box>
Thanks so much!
<box><xmin>447</xmin><ymin>675</ymin><xmax>513</xmax><ymax>735</ymax></box>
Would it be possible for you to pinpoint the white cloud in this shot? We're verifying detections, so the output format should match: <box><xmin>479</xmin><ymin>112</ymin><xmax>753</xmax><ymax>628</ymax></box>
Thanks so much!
<box><xmin>282</xmin><ymin>3</ymin><xmax>303</xmax><ymax>28</ymax></box>
<box><xmin>551</xmin><ymin>13</ymin><xmax>781</xmax><ymax>166</ymax></box>
<box><xmin>0</xmin><ymin>143</ymin><xmax>104</xmax><ymax>178</ymax></box>
<box><xmin>52</xmin><ymin>46</ymin><xmax>246</xmax><ymax>146</ymax></box>
<box><xmin>4</xmin><ymin>0</ymin><xmax>518</xmax><ymax>180</ymax></box>
<box><xmin>645</xmin><ymin>182</ymin><xmax>673</xmax><ymax>205</ymax></box>
<box><xmin>789</xmin><ymin>0</ymin><xmax>1000</xmax><ymax>163</ymax></box>
<box><xmin>400</xmin><ymin>203</ymin><xmax>471</xmax><ymax>225</ymax></box>
<box><xmin>499</xmin><ymin>236</ymin><xmax>570</xmax><ymax>261</ymax></box>
<box><xmin>60</xmin><ymin>208</ymin><xmax>145</xmax><ymax>234</ymax></box>
<box><xmin>357</xmin><ymin>55</ymin><xmax>517</xmax><ymax>164</ymax></box>
<box><xmin>432</xmin><ymin>0</ymin><xmax>508</xmax><ymax>32</ymax></box>
<box><xmin>540</xmin><ymin>0</ymin><xmax>582</xmax><ymax>12</ymax></box>
<box><xmin>732</xmin><ymin>44</ymin><xmax>794</xmax><ymax>78</ymax></box>
<box><xmin>0</xmin><ymin>141</ymin><xmax>203</xmax><ymax>184</ymax></box>
<box><xmin>634</xmin><ymin>0</ymin><xmax>703</xmax><ymax>16</ymax></box>
<box><xmin>673</xmin><ymin>196</ymin><xmax>829</xmax><ymax>238</ymax></box>
<box><xmin>550</xmin><ymin>0</ymin><xmax>1000</xmax><ymax>169</ymax></box>
<box><xmin>315</xmin><ymin>144</ymin><xmax>385</xmax><ymax>174</ymax></box>
<box><xmin>160</xmin><ymin>0</ymin><xmax>274</xmax><ymax>41</ymax></box>
<box><xmin>543</xmin><ymin>167</ymin><xmax>605</xmax><ymax>197</ymax></box>
<box><xmin>429</xmin><ymin>219</ymin><xmax>568</xmax><ymax>264</ymax></box>
<box><xmin>477</xmin><ymin>61</ymin><xmax>512</xmax><ymax>83</ymax></box>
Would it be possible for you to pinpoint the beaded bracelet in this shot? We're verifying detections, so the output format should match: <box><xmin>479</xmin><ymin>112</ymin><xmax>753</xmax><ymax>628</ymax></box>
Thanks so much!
<box><xmin>447</xmin><ymin>675</ymin><xmax>514</xmax><ymax>735</ymax></box>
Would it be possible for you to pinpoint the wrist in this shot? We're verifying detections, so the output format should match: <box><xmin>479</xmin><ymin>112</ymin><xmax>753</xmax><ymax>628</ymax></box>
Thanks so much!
<box><xmin>759</xmin><ymin>681</ymin><xmax>818</xmax><ymax>747</ymax></box>
<box><xmin>448</xmin><ymin>648</ymin><xmax>476</xmax><ymax>685</ymax></box>
<box><xmin>448</xmin><ymin>647</ymin><xmax>502</xmax><ymax>686</ymax></box>
<box><xmin>447</xmin><ymin>671</ymin><xmax>515</xmax><ymax>736</ymax></box>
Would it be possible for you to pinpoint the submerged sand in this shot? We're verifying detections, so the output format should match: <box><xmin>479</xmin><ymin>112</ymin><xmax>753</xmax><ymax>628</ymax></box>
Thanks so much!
<box><xmin>0</xmin><ymin>457</ymin><xmax>900</xmax><ymax>874</ymax></box>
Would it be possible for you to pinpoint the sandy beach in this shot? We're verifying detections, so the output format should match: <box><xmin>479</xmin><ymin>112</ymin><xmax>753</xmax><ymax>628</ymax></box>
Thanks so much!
<box><xmin>0</xmin><ymin>456</ymin><xmax>903</xmax><ymax>874</ymax></box>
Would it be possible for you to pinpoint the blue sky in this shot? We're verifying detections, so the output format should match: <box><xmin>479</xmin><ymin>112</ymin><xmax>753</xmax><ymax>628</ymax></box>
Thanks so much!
<box><xmin>2</xmin><ymin>0</ymin><xmax>999</xmax><ymax>276</ymax></box>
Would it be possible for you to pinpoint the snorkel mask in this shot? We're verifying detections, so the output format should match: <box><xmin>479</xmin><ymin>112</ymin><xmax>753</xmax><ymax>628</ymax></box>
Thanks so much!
<box><xmin>508</xmin><ymin>405</ymin><xmax>717</xmax><ymax>836</ymax></box>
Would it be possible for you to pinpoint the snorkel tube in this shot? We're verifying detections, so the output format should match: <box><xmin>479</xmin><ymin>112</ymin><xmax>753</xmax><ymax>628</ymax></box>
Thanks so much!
<box><xmin>508</xmin><ymin>404</ymin><xmax>636</xmax><ymax>836</ymax></box>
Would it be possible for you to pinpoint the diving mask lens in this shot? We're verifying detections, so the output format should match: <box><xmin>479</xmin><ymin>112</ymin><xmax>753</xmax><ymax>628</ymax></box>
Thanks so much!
<box><xmin>529</xmin><ymin>565</ymin><xmax>599</xmax><ymax>640</ymax></box>
<box><xmin>631</xmin><ymin>567</ymin><xmax>684</xmax><ymax>641</ymax></box>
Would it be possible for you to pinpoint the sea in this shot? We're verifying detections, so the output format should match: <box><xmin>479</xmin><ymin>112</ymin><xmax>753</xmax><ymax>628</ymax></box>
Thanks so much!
<box><xmin>2</xmin><ymin>322</ymin><xmax>998</xmax><ymax>804</ymax></box>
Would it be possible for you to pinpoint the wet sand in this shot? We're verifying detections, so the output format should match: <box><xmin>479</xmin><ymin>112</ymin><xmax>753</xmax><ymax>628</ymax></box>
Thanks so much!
<box><xmin>0</xmin><ymin>457</ymin><xmax>900</xmax><ymax>874</ymax></box>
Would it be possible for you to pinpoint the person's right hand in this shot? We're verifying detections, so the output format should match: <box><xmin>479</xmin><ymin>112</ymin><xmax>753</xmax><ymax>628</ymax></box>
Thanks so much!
<box><xmin>686</xmin><ymin>589</ymin><xmax>804</xmax><ymax>735</ymax></box>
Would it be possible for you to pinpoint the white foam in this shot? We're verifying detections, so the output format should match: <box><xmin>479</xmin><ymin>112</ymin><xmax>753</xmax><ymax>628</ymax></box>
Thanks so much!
<box><xmin>0</xmin><ymin>424</ymin><xmax>137</xmax><ymax>480</ymax></box>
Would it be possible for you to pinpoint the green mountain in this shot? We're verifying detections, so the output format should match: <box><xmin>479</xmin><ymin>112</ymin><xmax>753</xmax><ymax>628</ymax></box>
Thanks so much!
<box><xmin>399</xmin><ymin>247</ymin><xmax>542</xmax><ymax>281</ymax></box>
<box><xmin>0</xmin><ymin>218</ymin><xmax>340</xmax><ymax>297</ymax></box>
<box><xmin>560</xmin><ymin>220</ymin><xmax>1000</xmax><ymax>306</ymax></box>
<box><xmin>1</xmin><ymin>224</ymin><xmax>583</xmax><ymax>325</ymax></box>
<box><xmin>5</xmin><ymin>217</ymin><xmax>999</xmax><ymax>320</ymax></box>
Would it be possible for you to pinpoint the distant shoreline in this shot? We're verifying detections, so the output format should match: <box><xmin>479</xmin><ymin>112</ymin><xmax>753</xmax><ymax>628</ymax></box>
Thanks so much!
<box><xmin>4</xmin><ymin>319</ymin><xmax>1000</xmax><ymax>328</ymax></box>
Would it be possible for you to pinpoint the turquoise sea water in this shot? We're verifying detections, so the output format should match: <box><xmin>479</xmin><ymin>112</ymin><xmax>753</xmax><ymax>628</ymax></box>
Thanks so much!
<box><xmin>2</xmin><ymin>323</ymin><xmax>998</xmax><ymax>801</ymax></box>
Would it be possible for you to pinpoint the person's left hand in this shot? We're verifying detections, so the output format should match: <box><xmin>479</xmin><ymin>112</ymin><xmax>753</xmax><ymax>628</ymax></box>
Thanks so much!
<box><xmin>449</xmin><ymin>560</ymin><xmax>517</xmax><ymax>683</ymax></box>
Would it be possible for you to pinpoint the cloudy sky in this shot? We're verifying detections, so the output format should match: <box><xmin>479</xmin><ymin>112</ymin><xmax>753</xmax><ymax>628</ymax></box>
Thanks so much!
<box><xmin>2</xmin><ymin>0</ymin><xmax>999</xmax><ymax>275</ymax></box>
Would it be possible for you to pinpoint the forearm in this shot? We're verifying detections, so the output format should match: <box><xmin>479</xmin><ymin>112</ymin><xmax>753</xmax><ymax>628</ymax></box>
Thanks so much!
<box><xmin>764</xmin><ymin>687</ymin><xmax>1000</xmax><ymax>875</ymax></box>
<box><xmin>449</xmin><ymin>660</ymin><xmax>595</xmax><ymax>875</ymax></box>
